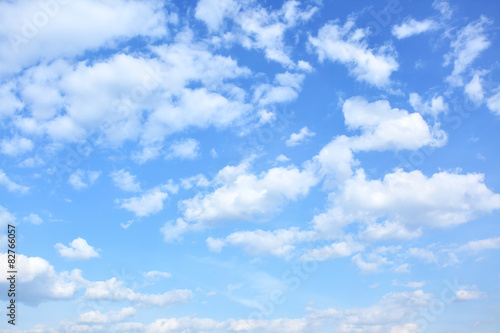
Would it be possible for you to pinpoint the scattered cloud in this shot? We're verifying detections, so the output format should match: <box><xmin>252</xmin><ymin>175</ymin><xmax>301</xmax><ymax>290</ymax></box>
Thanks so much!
<box><xmin>68</xmin><ymin>169</ymin><xmax>101</xmax><ymax>190</ymax></box>
<box><xmin>55</xmin><ymin>238</ymin><xmax>100</xmax><ymax>260</ymax></box>
<box><xmin>0</xmin><ymin>169</ymin><xmax>29</xmax><ymax>194</ymax></box>
<box><xmin>111</xmin><ymin>169</ymin><xmax>141</xmax><ymax>192</ymax></box>
<box><xmin>286</xmin><ymin>126</ymin><xmax>315</xmax><ymax>147</ymax></box>
<box><xmin>392</xmin><ymin>18</ymin><xmax>437</xmax><ymax>39</ymax></box>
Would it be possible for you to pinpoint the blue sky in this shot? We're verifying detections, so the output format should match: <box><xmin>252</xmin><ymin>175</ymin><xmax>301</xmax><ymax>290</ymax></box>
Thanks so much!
<box><xmin>1</xmin><ymin>0</ymin><xmax>500</xmax><ymax>332</ymax></box>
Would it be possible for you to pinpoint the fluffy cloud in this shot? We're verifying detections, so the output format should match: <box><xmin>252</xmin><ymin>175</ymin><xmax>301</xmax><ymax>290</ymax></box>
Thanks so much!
<box><xmin>0</xmin><ymin>169</ymin><xmax>29</xmax><ymax>194</ymax></box>
<box><xmin>392</xmin><ymin>18</ymin><xmax>437</xmax><ymax>39</ymax></box>
<box><xmin>0</xmin><ymin>0</ymin><xmax>168</xmax><ymax>75</ymax></box>
<box><xmin>111</xmin><ymin>169</ymin><xmax>141</xmax><ymax>192</ymax></box>
<box><xmin>310</xmin><ymin>19</ymin><xmax>398</xmax><ymax>87</ymax></box>
<box><xmin>0</xmin><ymin>253</ymin><xmax>86</xmax><ymax>305</ymax></box>
<box><xmin>0</xmin><ymin>136</ymin><xmax>33</xmax><ymax>156</ymax></box>
<box><xmin>464</xmin><ymin>73</ymin><xmax>485</xmax><ymax>104</ymax></box>
<box><xmin>166</xmin><ymin>138</ymin><xmax>200</xmax><ymax>160</ymax></box>
<box><xmin>68</xmin><ymin>169</ymin><xmax>101</xmax><ymax>190</ymax></box>
<box><xmin>300</xmin><ymin>238</ymin><xmax>364</xmax><ymax>262</ymax></box>
<box><xmin>196</xmin><ymin>0</ymin><xmax>318</xmax><ymax>66</ymax></box>
<box><xmin>55</xmin><ymin>237</ymin><xmax>100</xmax><ymax>260</ymax></box>
<box><xmin>455</xmin><ymin>286</ymin><xmax>485</xmax><ymax>301</ymax></box>
<box><xmin>119</xmin><ymin>188</ymin><xmax>169</xmax><ymax>217</ymax></box>
<box><xmin>445</xmin><ymin>16</ymin><xmax>491</xmax><ymax>86</ymax></box>
<box><xmin>180</xmin><ymin>163</ymin><xmax>318</xmax><ymax>224</ymax></box>
<box><xmin>286</xmin><ymin>126</ymin><xmax>315</xmax><ymax>147</ymax></box>
<box><xmin>84</xmin><ymin>278</ymin><xmax>192</xmax><ymax>307</ymax></box>
<box><xmin>311</xmin><ymin>169</ymin><xmax>500</xmax><ymax>239</ymax></box>
<box><xmin>208</xmin><ymin>228</ymin><xmax>314</xmax><ymax>258</ymax></box>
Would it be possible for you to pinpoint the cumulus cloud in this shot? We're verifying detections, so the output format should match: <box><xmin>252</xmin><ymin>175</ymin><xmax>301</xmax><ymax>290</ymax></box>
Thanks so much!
<box><xmin>392</xmin><ymin>18</ymin><xmax>437</xmax><ymax>39</ymax></box>
<box><xmin>310</xmin><ymin>19</ymin><xmax>399</xmax><ymax>87</ymax></box>
<box><xmin>119</xmin><ymin>188</ymin><xmax>169</xmax><ymax>217</ymax></box>
<box><xmin>55</xmin><ymin>238</ymin><xmax>100</xmax><ymax>261</ymax></box>
<box><xmin>300</xmin><ymin>238</ymin><xmax>364</xmax><ymax>262</ymax></box>
<box><xmin>457</xmin><ymin>236</ymin><xmax>500</xmax><ymax>252</ymax></box>
<box><xmin>111</xmin><ymin>169</ymin><xmax>141</xmax><ymax>192</ymax></box>
<box><xmin>464</xmin><ymin>73</ymin><xmax>485</xmax><ymax>104</ymax></box>
<box><xmin>68</xmin><ymin>169</ymin><xmax>101</xmax><ymax>190</ymax></box>
<box><xmin>0</xmin><ymin>253</ymin><xmax>86</xmax><ymax>305</ymax></box>
<box><xmin>311</xmin><ymin>168</ymin><xmax>500</xmax><ymax>239</ymax></box>
<box><xmin>487</xmin><ymin>89</ymin><xmax>500</xmax><ymax>116</ymax></box>
<box><xmin>286</xmin><ymin>126</ymin><xmax>315</xmax><ymax>147</ymax></box>
<box><xmin>0</xmin><ymin>0</ymin><xmax>169</xmax><ymax>75</ymax></box>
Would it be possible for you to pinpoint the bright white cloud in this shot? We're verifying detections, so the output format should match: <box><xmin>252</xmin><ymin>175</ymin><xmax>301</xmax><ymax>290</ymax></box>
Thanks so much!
<box><xmin>120</xmin><ymin>188</ymin><xmax>169</xmax><ymax>217</ymax></box>
<box><xmin>55</xmin><ymin>237</ymin><xmax>100</xmax><ymax>260</ymax></box>
<box><xmin>0</xmin><ymin>0</ymin><xmax>168</xmax><ymax>75</ymax></box>
<box><xmin>455</xmin><ymin>287</ymin><xmax>485</xmax><ymax>301</ymax></box>
<box><xmin>445</xmin><ymin>16</ymin><xmax>491</xmax><ymax>86</ymax></box>
<box><xmin>180</xmin><ymin>163</ymin><xmax>318</xmax><ymax>224</ymax></box>
<box><xmin>84</xmin><ymin>278</ymin><xmax>192</xmax><ymax>307</ymax></box>
<box><xmin>144</xmin><ymin>271</ymin><xmax>172</xmax><ymax>280</ymax></box>
<box><xmin>111</xmin><ymin>169</ymin><xmax>141</xmax><ymax>192</ymax></box>
<box><xmin>68</xmin><ymin>169</ymin><xmax>101</xmax><ymax>190</ymax></box>
<box><xmin>310</xmin><ymin>19</ymin><xmax>399</xmax><ymax>87</ymax></box>
<box><xmin>392</xmin><ymin>18</ymin><xmax>436</xmax><ymax>39</ymax></box>
<box><xmin>408</xmin><ymin>248</ymin><xmax>438</xmax><ymax>264</ymax></box>
<box><xmin>0</xmin><ymin>169</ymin><xmax>29</xmax><ymax>194</ymax></box>
<box><xmin>209</xmin><ymin>228</ymin><xmax>314</xmax><ymax>258</ymax></box>
<box><xmin>0</xmin><ymin>253</ymin><xmax>86</xmax><ymax>305</ymax></box>
<box><xmin>286</xmin><ymin>126</ymin><xmax>315</xmax><ymax>147</ymax></box>
<box><xmin>0</xmin><ymin>136</ymin><xmax>33</xmax><ymax>156</ymax></box>
<box><xmin>311</xmin><ymin>169</ymin><xmax>500</xmax><ymax>239</ymax></box>
<box><xmin>166</xmin><ymin>138</ymin><xmax>200</xmax><ymax>160</ymax></box>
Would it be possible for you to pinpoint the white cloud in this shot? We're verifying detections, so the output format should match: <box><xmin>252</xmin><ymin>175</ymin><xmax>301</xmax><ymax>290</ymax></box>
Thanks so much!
<box><xmin>310</xmin><ymin>19</ymin><xmax>399</xmax><ymax>87</ymax></box>
<box><xmin>286</xmin><ymin>126</ymin><xmax>315</xmax><ymax>147</ymax></box>
<box><xmin>360</xmin><ymin>221</ymin><xmax>423</xmax><ymax>242</ymax></box>
<box><xmin>392</xmin><ymin>18</ymin><xmax>436</xmax><ymax>39</ymax></box>
<box><xmin>300</xmin><ymin>238</ymin><xmax>364</xmax><ymax>262</ymax></box>
<box><xmin>84</xmin><ymin>278</ymin><xmax>192</xmax><ymax>307</ymax></box>
<box><xmin>210</xmin><ymin>228</ymin><xmax>314</xmax><ymax>258</ymax></box>
<box><xmin>68</xmin><ymin>169</ymin><xmax>101</xmax><ymax>190</ymax></box>
<box><xmin>465</xmin><ymin>73</ymin><xmax>485</xmax><ymax>104</ymax></box>
<box><xmin>457</xmin><ymin>237</ymin><xmax>500</xmax><ymax>252</ymax></box>
<box><xmin>0</xmin><ymin>169</ymin><xmax>29</xmax><ymax>194</ymax></box>
<box><xmin>180</xmin><ymin>163</ymin><xmax>318</xmax><ymax>225</ymax></box>
<box><xmin>254</xmin><ymin>72</ymin><xmax>305</xmax><ymax>106</ymax></box>
<box><xmin>352</xmin><ymin>252</ymin><xmax>391</xmax><ymax>273</ymax></box>
<box><xmin>455</xmin><ymin>287</ymin><xmax>485</xmax><ymax>301</ymax></box>
<box><xmin>0</xmin><ymin>83</ymin><xmax>23</xmax><ymax>118</ymax></box>
<box><xmin>276</xmin><ymin>154</ymin><xmax>290</xmax><ymax>163</ymax></box>
<box><xmin>0</xmin><ymin>253</ymin><xmax>86</xmax><ymax>305</ymax></box>
<box><xmin>111</xmin><ymin>169</ymin><xmax>141</xmax><ymax>192</ymax></box>
<box><xmin>409</xmin><ymin>93</ymin><xmax>449</xmax><ymax>117</ymax></box>
<box><xmin>166</xmin><ymin>138</ymin><xmax>200</xmax><ymax>160</ymax></box>
<box><xmin>55</xmin><ymin>237</ymin><xmax>100</xmax><ymax>260</ymax></box>
<box><xmin>120</xmin><ymin>188</ymin><xmax>169</xmax><ymax>217</ymax></box>
<box><xmin>0</xmin><ymin>0</ymin><xmax>168</xmax><ymax>75</ymax></box>
<box><xmin>311</xmin><ymin>169</ymin><xmax>500</xmax><ymax>238</ymax></box>
<box><xmin>144</xmin><ymin>271</ymin><xmax>172</xmax><ymax>280</ymax></box>
<box><xmin>23</xmin><ymin>213</ymin><xmax>43</xmax><ymax>225</ymax></box>
<box><xmin>78</xmin><ymin>307</ymin><xmax>136</xmax><ymax>324</ymax></box>
<box><xmin>487</xmin><ymin>89</ymin><xmax>500</xmax><ymax>116</ymax></box>
<box><xmin>195</xmin><ymin>0</ymin><xmax>240</xmax><ymax>32</ymax></box>
<box><xmin>433</xmin><ymin>0</ymin><xmax>453</xmax><ymax>19</ymax></box>
<box><xmin>180</xmin><ymin>174</ymin><xmax>210</xmax><ymax>190</ymax></box>
<box><xmin>0</xmin><ymin>136</ymin><xmax>34</xmax><ymax>156</ymax></box>
<box><xmin>445</xmin><ymin>16</ymin><xmax>491</xmax><ymax>86</ymax></box>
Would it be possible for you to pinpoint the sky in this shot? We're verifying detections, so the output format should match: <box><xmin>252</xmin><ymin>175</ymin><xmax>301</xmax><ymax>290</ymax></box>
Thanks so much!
<box><xmin>0</xmin><ymin>0</ymin><xmax>500</xmax><ymax>332</ymax></box>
